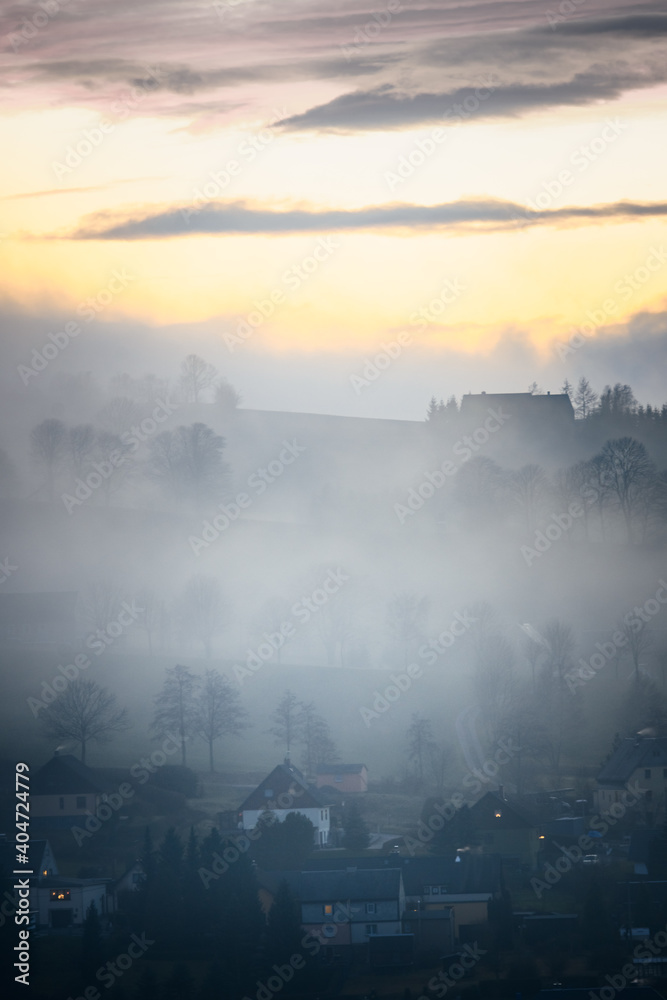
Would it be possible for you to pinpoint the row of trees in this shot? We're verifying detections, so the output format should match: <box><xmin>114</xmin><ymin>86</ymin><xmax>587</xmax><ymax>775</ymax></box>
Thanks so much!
<box><xmin>427</xmin><ymin>378</ymin><xmax>667</xmax><ymax>424</ymax></box>
<box><xmin>444</xmin><ymin>436</ymin><xmax>666</xmax><ymax>543</ymax></box>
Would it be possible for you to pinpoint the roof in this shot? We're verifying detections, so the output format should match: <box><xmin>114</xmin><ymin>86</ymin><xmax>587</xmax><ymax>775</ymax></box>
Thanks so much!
<box><xmin>597</xmin><ymin>737</ymin><xmax>667</xmax><ymax>786</ymax></box>
<box><xmin>303</xmin><ymin>853</ymin><xmax>501</xmax><ymax>896</ymax></box>
<box><xmin>32</xmin><ymin>754</ymin><xmax>106</xmax><ymax>796</ymax></box>
<box><xmin>260</xmin><ymin>868</ymin><xmax>403</xmax><ymax>902</ymax></box>
<box><xmin>460</xmin><ymin>392</ymin><xmax>574</xmax><ymax>419</ymax></box>
<box><xmin>467</xmin><ymin>791</ymin><xmax>537</xmax><ymax>829</ymax></box>
<box><xmin>316</xmin><ymin>763</ymin><xmax>367</xmax><ymax>775</ymax></box>
<box><xmin>0</xmin><ymin>840</ymin><xmax>52</xmax><ymax>877</ymax></box>
<box><xmin>239</xmin><ymin>762</ymin><xmax>333</xmax><ymax>812</ymax></box>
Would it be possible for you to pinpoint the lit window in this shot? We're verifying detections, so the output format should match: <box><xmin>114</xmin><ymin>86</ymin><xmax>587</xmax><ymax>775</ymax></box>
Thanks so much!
<box><xmin>494</xmin><ymin>809</ymin><xmax>502</xmax><ymax>819</ymax></box>
<box><xmin>42</xmin><ymin>870</ymin><xmax>48</xmax><ymax>876</ymax></box>
<box><xmin>50</xmin><ymin>890</ymin><xmax>70</xmax><ymax>901</ymax></box>
<box><xmin>324</xmin><ymin>904</ymin><xmax>333</xmax><ymax>916</ymax></box>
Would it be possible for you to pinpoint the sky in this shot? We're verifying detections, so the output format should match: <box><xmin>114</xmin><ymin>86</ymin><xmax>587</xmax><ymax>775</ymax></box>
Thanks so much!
<box><xmin>2</xmin><ymin>0</ymin><xmax>667</xmax><ymax>417</ymax></box>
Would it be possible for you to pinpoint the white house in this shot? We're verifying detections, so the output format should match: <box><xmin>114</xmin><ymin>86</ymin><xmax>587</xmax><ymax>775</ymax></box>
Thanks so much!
<box><xmin>238</xmin><ymin>758</ymin><xmax>334</xmax><ymax>846</ymax></box>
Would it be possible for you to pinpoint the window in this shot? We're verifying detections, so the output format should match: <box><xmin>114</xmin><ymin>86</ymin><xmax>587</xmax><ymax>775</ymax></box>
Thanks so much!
<box><xmin>431</xmin><ymin>887</ymin><xmax>439</xmax><ymax>895</ymax></box>
<box><xmin>645</xmin><ymin>769</ymin><xmax>651</xmax><ymax>779</ymax></box>
<box><xmin>264</xmin><ymin>789</ymin><xmax>273</xmax><ymax>797</ymax></box>
<box><xmin>663</xmin><ymin>768</ymin><xmax>667</xmax><ymax>779</ymax></box>
<box><xmin>324</xmin><ymin>904</ymin><xmax>333</xmax><ymax>916</ymax></box>
<box><xmin>423</xmin><ymin>886</ymin><xmax>430</xmax><ymax>895</ymax></box>
<box><xmin>76</xmin><ymin>796</ymin><xmax>86</xmax><ymax>809</ymax></box>
<box><xmin>365</xmin><ymin>924</ymin><xmax>378</xmax><ymax>935</ymax></box>
<box><xmin>58</xmin><ymin>797</ymin><xmax>64</xmax><ymax>810</ymax></box>
<box><xmin>366</xmin><ymin>903</ymin><xmax>376</xmax><ymax>914</ymax></box>
<box><xmin>50</xmin><ymin>890</ymin><xmax>70</xmax><ymax>901</ymax></box>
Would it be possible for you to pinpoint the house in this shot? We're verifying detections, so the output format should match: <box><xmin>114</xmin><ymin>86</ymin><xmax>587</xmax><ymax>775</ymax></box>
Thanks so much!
<box><xmin>466</xmin><ymin>791</ymin><xmax>540</xmax><ymax>868</ymax></box>
<box><xmin>0</xmin><ymin>837</ymin><xmax>111</xmax><ymax>930</ymax></box>
<box><xmin>32</xmin><ymin>752</ymin><xmax>107</xmax><ymax>828</ymax></box>
<box><xmin>303</xmin><ymin>852</ymin><xmax>502</xmax><ymax>944</ymax></box>
<box><xmin>36</xmin><ymin>876</ymin><xmax>111</xmax><ymax>930</ymax></box>
<box><xmin>595</xmin><ymin>735</ymin><xmax>663</xmax><ymax>823</ymax></box>
<box><xmin>238</xmin><ymin>758</ymin><xmax>334</xmax><ymax>846</ymax></box>
<box><xmin>315</xmin><ymin>763</ymin><xmax>368</xmax><ymax>793</ymax></box>
<box><xmin>0</xmin><ymin>591</ymin><xmax>77</xmax><ymax>647</ymax></box>
<box><xmin>259</xmin><ymin>867</ymin><xmax>406</xmax><ymax>957</ymax></box>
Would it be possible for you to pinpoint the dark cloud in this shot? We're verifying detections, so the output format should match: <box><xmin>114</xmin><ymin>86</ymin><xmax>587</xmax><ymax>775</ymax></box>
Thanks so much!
<box><xmin>279</xmin><ymin>65</ymin><xmax>667</xmax><ymax>132</ymax></box>
<box><xmin>65</xmin><ymin>198</ymin><xmax>667</xmax><ymax>240</ymax></box>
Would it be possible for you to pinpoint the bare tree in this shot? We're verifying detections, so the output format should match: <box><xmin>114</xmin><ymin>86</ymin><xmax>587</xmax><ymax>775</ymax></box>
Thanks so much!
<box><xmin>68</xmin><ymin>425</ymin><xmax>97</xmax><ymax>477</ymax></box>
<box><xmin>195</xmin><ymin>669</ymin><xmax>248</xmax><ymax>772</ymax></box>
<box><xmin>179</xmin><ymin>354</ymin><xmax>218</xmax><ymax>403</ymax></box>
<box><xmin>386</xmin><ymin>591</ymin><xmax>429</xmax><ymax>666</ymax></box>
<box><xmin>596</xmin><ymin>437</ymin><xmax>657</xmax><ymax>542</ymax></box>
<box><xmin>297</xmin><ymin>702</ymin><xmax>339</xmax><ymax>776</ymax></box>
<box><xmin>78</xmin><ymin>580</ymin><xmax>128</xmax><ymax>639</ymax></box>
<box><xmin>38</xmin><ymin>679</ymin><xmax>129</xmax><ymax>764</ymax></box>
<box><xmin>268</xmin><ymin>690</ymin><xmax>303</xmax><ymax>756</ymax></box>
<box><xmin>96</xmin><ymin>397</ymin><xmax>144</xmax><ymax>437</ymax></box>
<box><xmin>176</xmin><ymin>575</ymin><xmax>228</xmax><ymax>658</ymax></box>
<box><xmin>573</xmin><ymin>376</ymin><xmax>598</xmax><ymax>419</ymax></box>
<box><xmin>406</xmin><ymin>712</ymin><xmax>437</xmax><ymax>787</ymax></box>
<box><xmin>151</xmin><ymin>665</ymin><xmax>199</xmax><ymax>766</ymax></box>
<box><xmin>31</xmin><ymin>418</ymin><xmax>67</xmax><ymax>500</ymax></box>
<box><xmin>618</xmin><ymin>616</ymin><xmax>654</xmax><ymax>685</ymax></box>
<box><xmin>507</xmin><ymin>464</ymin><xmax>550</xmax><ymax>534</ymax></box>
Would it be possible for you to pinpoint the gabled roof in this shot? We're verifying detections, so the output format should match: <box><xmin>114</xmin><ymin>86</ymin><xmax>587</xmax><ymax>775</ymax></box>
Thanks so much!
<box><xmin>0</xmin><ymin>839</ymin><xmax>54</xmax><ymax>878</ymax></box>
<box><xmin>316</xmin><ymin>763</ymin><xmax>367</xmax><ymax>775</ymax></box>
<box><xmin>239</xmin><ymin>762</ymin><xmax>333</xmax><ymax>812</ymax></box>
<box><xmin>32</xmin><ymin>754</ymin><xmax>106</xmax><ymax>795</ymax></box>
<box><xmin>468</xmin><ymin>791</ymin><xmax>537</xmax><ymax>829</ymax></box>
<box><xmin>597</xmin><ymin>737</ymin><xmax>667</xmax><ymax>786</ymax></box>
<box><xmin>260</xmin><ymin>868</ymin><xmax>403</xmax><ymax>902</ymax></box>
<box><xmin>303</xmin><ymin>852</ymin><xmax>501</xmax><ymax>896</ymax></box>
